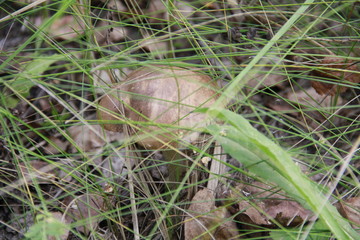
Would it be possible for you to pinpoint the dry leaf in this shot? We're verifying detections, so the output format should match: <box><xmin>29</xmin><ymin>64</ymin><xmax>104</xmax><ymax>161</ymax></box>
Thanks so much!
<box><xmin>141</xmin><ymin>33</ymin><xmax>168</xmax><ymax>59</ymax></box>
<box><xmin>311</xmin><ymin>56</ymin><xmax>360</xmax><ymax>95</ymax></box>
<box><xmin>174</xmin><ymin>2</ymin><xmax>194</xmax><ymax>19</ymax></box>
<box><xmin>246</xmin><ymin>71</ymin><xmax>286</xmax><ymax>89</ymax></box>
<box><xmin>65</xmin><ymin>194</ymin><xmax>106</xmax><ymax>235</ymax></box>
<box><xmin>286</xmin><ymin>87</ymin><xmax>343</xmax><ymax>109</ymax></box>
<box><xmin>100</xmin><ymin>149</ymin><xmax>127</xmax><ymax>179</ymax></box>
<box><xmin>185</xmin><ymin>188</ymin><xmax>239</xmax><ymax>240</ymax></box>
<box><xmin>68</xmin><ymin>124</ymin><xmax>127</xmax><ymax>178</ymax></box>
<box><xmin>43</xmin><ymin>135</ymin><xmax>68</xmax><ymax>154</ymax></box>
<box><xmin>147</xmin><ymin>0</ymin><xmax>168</xmax><ymax>24</ymax></box>
<box><xmin>94</xmin><ymin>21</ymin><xmax>129</xmax><ymax>44</ymax></box>
<box><xmin>227</xmin><ymin>1</ymin><xmax>245</xmax><ymax>23</ymax></box>
<box><xmin>227</xmin><ymin>181</ymin><xmax>314</xmax><ymax>228</ymax></box>
<box><xmin>269</xmin><ymin>88</ymin><xmax>344</xmax><ymax>130</ymax></box>
<box><xmin>93</xmin><ymin>68</ymin><xmax>127</xmax><ymax>92</ymax></box>
<box><xmin>18</xmin><ymin>160</ymin><xmax>71</xmax><ymax>184</ymax></box>
<box><xmin>336</xmin><ymin>197</ymin><xmax>360</xmax><ymax>227</ymax></box>
<box><xmin>68</xmin><ymin>124</ymin><xmax>123</xmax><ymax>153</ymax></box>
<box><xmin>107</xmin><ymin>0</ymin><xmax>127</xmax><ymax>12</ymax></box>
<box><xmin>49</xmin><ymin>15</ymin><xmax>85</xmax><ymax>40</ymax></box>
<box><xmin>246</xmin><ymin>56</ymin><xmax>287</xmax><ymax>89</ymax></box>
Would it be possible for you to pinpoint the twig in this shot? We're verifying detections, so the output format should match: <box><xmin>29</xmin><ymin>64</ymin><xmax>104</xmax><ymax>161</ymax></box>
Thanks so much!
<box><xmin>207</xmin><ymin>141</ymin><xmax>226</xmax><ymax>192</ymax></box>
<box><xmin>0</xmin><ymin>0</ymin><xmax>48</xmax><ymax>23</ymax></box>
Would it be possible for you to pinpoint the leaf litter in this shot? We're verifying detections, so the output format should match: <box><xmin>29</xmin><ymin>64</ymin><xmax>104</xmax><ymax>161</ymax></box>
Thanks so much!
<box><xmin>0</xmin><ymin>0</ymin><xmax>359</xmax><ymax>239</ymax></box>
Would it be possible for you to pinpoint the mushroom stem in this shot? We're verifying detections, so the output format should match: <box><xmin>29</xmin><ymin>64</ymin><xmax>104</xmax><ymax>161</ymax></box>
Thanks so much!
<box><xmin>162</xmin><ymin>149</ymin><xmax>187</xmax><ymax>189</ymax></box>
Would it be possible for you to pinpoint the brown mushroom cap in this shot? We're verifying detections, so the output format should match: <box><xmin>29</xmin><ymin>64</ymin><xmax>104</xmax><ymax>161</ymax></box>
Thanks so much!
<box><xmin>98</xmin><ymin>65</ymin><xmax>220</xmax><ymax>149</ymax></box>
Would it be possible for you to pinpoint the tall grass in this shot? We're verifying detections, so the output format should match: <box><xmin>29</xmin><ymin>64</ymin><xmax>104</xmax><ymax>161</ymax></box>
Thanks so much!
<box><xmin>0</xmin><ymin>0</ymin><xmax>359</xmax><ymax>239</ymax></box>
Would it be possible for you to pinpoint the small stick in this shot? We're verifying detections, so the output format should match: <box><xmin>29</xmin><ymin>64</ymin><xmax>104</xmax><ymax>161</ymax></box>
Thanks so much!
<box><xmin>207</xmin><ymin>141</ymin><xmax>226</xmax><ymax>192</ymax></box>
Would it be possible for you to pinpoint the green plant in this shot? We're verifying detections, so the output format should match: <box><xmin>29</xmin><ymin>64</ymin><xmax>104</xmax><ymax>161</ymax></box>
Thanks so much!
<box><xmin>0</xmin><ymin>0</ymin><xmax>359</xmax><ymax>239</ymax></box>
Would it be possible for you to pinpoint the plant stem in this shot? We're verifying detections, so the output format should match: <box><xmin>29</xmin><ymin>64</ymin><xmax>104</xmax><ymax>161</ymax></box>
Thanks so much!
<box><xmin>162</xmin><ymin>149</ymin><xmax>187</xmax><ymax>190</ymax></box>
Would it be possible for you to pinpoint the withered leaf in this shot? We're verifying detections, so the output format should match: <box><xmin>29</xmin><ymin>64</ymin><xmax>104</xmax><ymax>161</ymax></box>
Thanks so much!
<box><xmin>311</xmin><ymin>56</ymin><xmax>360</xmax><ymax>95</ymax></box>
<box><xmin>43</xmin><ymin>135</ymin><xmax>68</xmax><ymax>155</ymax></box>
<box><xmin>246</xmin><ymin>70</ymin><xmax>287</xmax><ymax>90</ymax></box>
<box><xmin>18</xmin><ymin>160</ymin><xmax>71</xmax><ymax>184</ymax></box>
<box><xmin>228</xmin><ymin>181</ymin><xmax>314</xmax><ymax>228</ymax></box>
<box><xmin>185</xmin><ymin>188</ymin><xmax>239</xmax><ymax>240</ymax></box>
<box><xmin>269</xmin><ymin>88</ymin><xmax>344</xmax><ymax>130</ymax></box>
<box><xmin>65</xmin><ymin>194</ymin><xmax>106</xmax><ymax>235</ymax></box>
<box><xmin>336</xmin><ymin>197</ymin><xmax>360</xmax><ymax>227</ymax></box>
<box><xmin>68</xmin><ymin>124</ymin><xmax>122</xmax><ymax>153</ymax></box>
<box><xmin>49</xmin><ymin>15</ymin><xmax>85</xmax><ymax>40</ymax></box>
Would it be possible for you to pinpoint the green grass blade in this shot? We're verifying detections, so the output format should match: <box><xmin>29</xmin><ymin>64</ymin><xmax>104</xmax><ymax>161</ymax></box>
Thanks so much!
<box><xmin>206</xmin><ymin>108</ymin><xmax>359</xmax><ymax>240</ymax></box>
<box><xmin>216</xmin><ymin>0</ymin><xmax>315</xmax><ymax>106</ymax></box>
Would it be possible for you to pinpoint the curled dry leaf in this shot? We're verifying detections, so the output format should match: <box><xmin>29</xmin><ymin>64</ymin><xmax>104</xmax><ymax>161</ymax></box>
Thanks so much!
<box><xmin>174</xmin><ymin>1</ymin><xmax>194</xmax><ymax>19</ymax></box>
<box><xmin>246</xmin><ymin>56</ymin><xmax>288</xmax><ymax>90</ymax></box>
<box><xmin>100</xmin><ymin>148</ymin><xmax>127</xmax><ymax>179</ymax></box>
<box><xmin>226</xmin><ymin>181</ymin><xmax>315</xmax><ymax>228</ymax></box>
<box><xmin>268</xmin><ymin>88</ymin><xmax>344</xmax><ymax>130</ymax></box>
<box><xmin>185</xmin><ymin>188</ymin><xmax>239</xmax><ymax>240</ymax></box>
<box><xmin>43</xmin><ymin>135</ymin><xmax>69</xmax><ymax>155</ymax></box>
<box><xmin>49</xmin><ymin>15</ymin><xmax>85</xmax><ymax>40</ymax></box>
<box><xmin>336</xmin><ymin>197</ymin><xmax>360</xmax><ymax>227</ymax></box>
<box><xmin>68</xmin><ymin>124</ymin><xmax>123</xmax><ymax>153</ymax></box>
<box><xmin>141</xmin><ymin>33</ymin><xmax>168</xmax><ymax>59</ymax></box>
<box><xmin>246</xmin><ymin>70</ymin><xmax>286</xmax><ymax>90</ymax></box>
<box><xmin>94</xmin><ymin>21</ymin><xmax>129</xmax><ymax>44</ymax></box>
<box><xmin>286</xmin><ymin>88</ymin><xmax>343</xmax><ymax>109</ymax></box>
<box><xmin>68</xmin><ymin>124</ymin><xmax>126</xmax><ymax>177</ymax></box>
<box><xmin>18</xmin><ymin>160</ymin><xmax>71</xmax><ymax>184</ymax></box>
<box><xmin>147</xmin><ymin>0</ymin><xmax>168</xmax><ymax>24</ymax></box>
<box><xmin>107</xmin><ymin>0</ymin><xmax>127</xmax><ymax>12</ymax></box>
<box><xmin>311</xmin><ymin>56</ymin><xmax>360</xmax><ymax>95</ymax></box>
<box><xmin>65</xmin><ymin>194</ymin><xmax>106</xmax><ymax>235</ymax></box>
<box><xmin>227</xmin><ymin>0</ymin><xmax>245</xmax><ymax>23</ymax></box>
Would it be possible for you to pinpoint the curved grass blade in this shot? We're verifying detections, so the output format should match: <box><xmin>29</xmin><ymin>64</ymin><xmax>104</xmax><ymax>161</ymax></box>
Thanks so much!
<box><xmin>206</xmin><ymin>108</ymin><xmax>359</xmax><ymax>240</ymax></box>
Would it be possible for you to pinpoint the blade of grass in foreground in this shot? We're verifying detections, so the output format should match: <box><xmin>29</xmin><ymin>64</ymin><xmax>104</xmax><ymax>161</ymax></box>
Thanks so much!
<box><xmin>205</xmin><ymin>108</ymin><xmax>359</xmax><ymax>240</ymax></box>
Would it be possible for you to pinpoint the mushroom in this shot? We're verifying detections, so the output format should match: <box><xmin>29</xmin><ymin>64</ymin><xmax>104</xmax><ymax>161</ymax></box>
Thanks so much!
<box><xmin>97</xmin><ymin>64</ymin><xmax>221</xmax><ymax>181</ymax></box>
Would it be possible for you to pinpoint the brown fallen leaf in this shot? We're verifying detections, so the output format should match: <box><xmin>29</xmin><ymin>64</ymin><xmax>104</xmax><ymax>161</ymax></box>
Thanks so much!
<box><xmin>286</xmin><ymin>87</ymin><xmax>343</xmax><ymax>110</ymax></box>
<box><xmin>246</xmin><ymin>70</ymin><xmax>287</xmax><ymax>90</ymax></box>
<box><xmin>268</xmin><ymin>88</ymin><xmax>344</xmax><ymax>130</ymax></box>
<box><xmin>147</xmin><ymin>0</ymin><xmax>168</xmax><ymax>24</ymax></box>
<box><xmin>65</xmin><ymin>194</ymin><xmax>106</xmax><ymax>235</ymax></box>
<box><xmin>311</xmin><ymin>56</ymin><xmax>360</xmax><ymax>95</ymax></box>
<box><xmin>18</xmin><ymin>160</ymin><xmax>71</xmax><ymax>184</ymax></box>
<box><xmin>185</xmin><ymin>188</ymin><xmax>239</xmax><ymax>240</ymax></box>
<box><xmin>226</xmin><ymin>181</ymin><xmax>314</xmax><ymax>228</ymax></box>
<box><xmin>94</xmin><ymin>21</ymin><xmax>129</xmax><ymax>44</ymax></box>
<box><xmin>141</xmin><ymin>33</ymin><xmax>168</xmax><ymax>59</ymax></box>
<box><xmin>68</xmin><ymin>124</ymin><xmax>127</xmax><ymax>178</ymax></box>
<box><xmin>49</xmin><ymin>15</ymin><xmax>85</xmax><ymax>40</ymax></box>
<box><xmin>336</xmin><ymin>197</ymin><xmax>360</xmax><ymax>227</ymax></box>
<box><xmin>43</xmin><ymin>135</ymin><xmax>68</xmax><ymax>155</ymax></box>
<box><xmin>68</xmin><ymin>124</ymin><xmax>123</xmax><ymax>153</ymax></box>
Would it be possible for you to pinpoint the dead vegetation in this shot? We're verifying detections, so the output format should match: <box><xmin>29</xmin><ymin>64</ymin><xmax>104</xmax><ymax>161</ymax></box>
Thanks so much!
<box><xmin>0</xmin><ymin>0</ymin><xmax>359</xmax><ymax>239</ymax></box>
